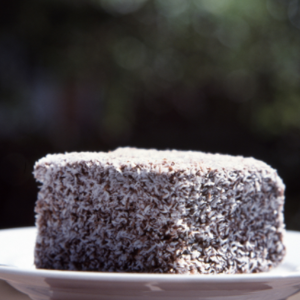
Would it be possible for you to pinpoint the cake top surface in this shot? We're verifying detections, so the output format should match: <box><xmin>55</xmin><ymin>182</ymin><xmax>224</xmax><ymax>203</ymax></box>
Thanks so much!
<box><xmin>34</xmin><ymin>147</ymin><xmax>273</xmax><ymax>174</ymax></box>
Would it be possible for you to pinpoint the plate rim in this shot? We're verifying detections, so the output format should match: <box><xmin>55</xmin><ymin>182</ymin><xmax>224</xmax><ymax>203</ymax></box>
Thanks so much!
<box><xmin>0</xmin><ymin>227</ymin><xmax>300</xmax><ymax>283</ymax></box>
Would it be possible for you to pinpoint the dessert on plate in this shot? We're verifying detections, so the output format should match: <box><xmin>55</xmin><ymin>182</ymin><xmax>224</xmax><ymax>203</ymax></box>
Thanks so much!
<box><xmin>33</xmin><ymin>148</ymin><xmax>285</xmax><ymax>274</ymax></box>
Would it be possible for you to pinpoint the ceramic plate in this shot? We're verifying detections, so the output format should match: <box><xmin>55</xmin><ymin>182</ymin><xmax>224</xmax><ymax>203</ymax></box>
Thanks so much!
<box><xmin>0</xmin><ymin>227</ymin><xmax>300</xmax><ymax>300</ymax></box>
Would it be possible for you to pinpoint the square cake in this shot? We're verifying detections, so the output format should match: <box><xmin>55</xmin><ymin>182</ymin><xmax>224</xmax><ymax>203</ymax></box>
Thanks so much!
<box><xmin>33</xmin><ymin>148</ymin><xmax>285</xmax><ymax>274</ymax></box>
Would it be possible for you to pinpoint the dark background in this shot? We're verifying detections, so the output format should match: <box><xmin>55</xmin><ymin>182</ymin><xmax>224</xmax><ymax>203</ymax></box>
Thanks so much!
<box><xmin>0</xmin><ymin>0</ymin><xmax>300</xmax><ymax>230</ymax></box>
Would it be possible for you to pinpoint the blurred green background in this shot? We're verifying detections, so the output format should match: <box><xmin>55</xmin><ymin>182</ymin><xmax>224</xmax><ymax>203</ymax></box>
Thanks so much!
<box><xmin>0</xmin><ymin>0</ymin><xmax>300</xmax><ymax>230</ymax></box>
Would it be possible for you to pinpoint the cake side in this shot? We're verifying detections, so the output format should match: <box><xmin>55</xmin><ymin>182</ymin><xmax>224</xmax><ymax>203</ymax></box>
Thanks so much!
<box><xmin>33</xmin><ymin>148</ymin><xmax>285</xmax><ymax>274</ymax></box>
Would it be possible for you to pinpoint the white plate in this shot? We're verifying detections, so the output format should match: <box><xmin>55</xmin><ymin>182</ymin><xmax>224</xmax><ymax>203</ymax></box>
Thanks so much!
<box><xmin>0</xmin><ymin>227</ymin><xmax>300</xmax><ymax>300</ymax></box>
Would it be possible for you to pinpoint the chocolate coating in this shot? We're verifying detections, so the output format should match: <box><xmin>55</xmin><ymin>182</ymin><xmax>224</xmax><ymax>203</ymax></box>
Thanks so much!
<box><xmin>33</xmin><ymin>148</ymin><xmax>285</xmax><ymax>274</ymax></box>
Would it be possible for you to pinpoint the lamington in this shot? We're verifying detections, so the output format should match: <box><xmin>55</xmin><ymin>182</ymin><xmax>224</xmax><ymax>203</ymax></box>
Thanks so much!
<box><xmin>33</xmin><ymin>148</ymin><xmax>285</xmax><ymax>274</ymax></box>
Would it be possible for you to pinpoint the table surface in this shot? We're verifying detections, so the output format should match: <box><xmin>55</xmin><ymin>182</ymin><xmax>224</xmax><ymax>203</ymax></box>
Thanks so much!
<box><xmin>1</xmin><ymin>279</ymin><xmax>300</xmax><ymax>300</ymax></box>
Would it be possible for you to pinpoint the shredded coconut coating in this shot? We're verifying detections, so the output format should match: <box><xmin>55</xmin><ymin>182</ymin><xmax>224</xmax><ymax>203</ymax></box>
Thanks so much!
<box><xmin>33</xmin><ymin>148</ymin><xmax>286</xmax><ymax>274</ymax></box>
